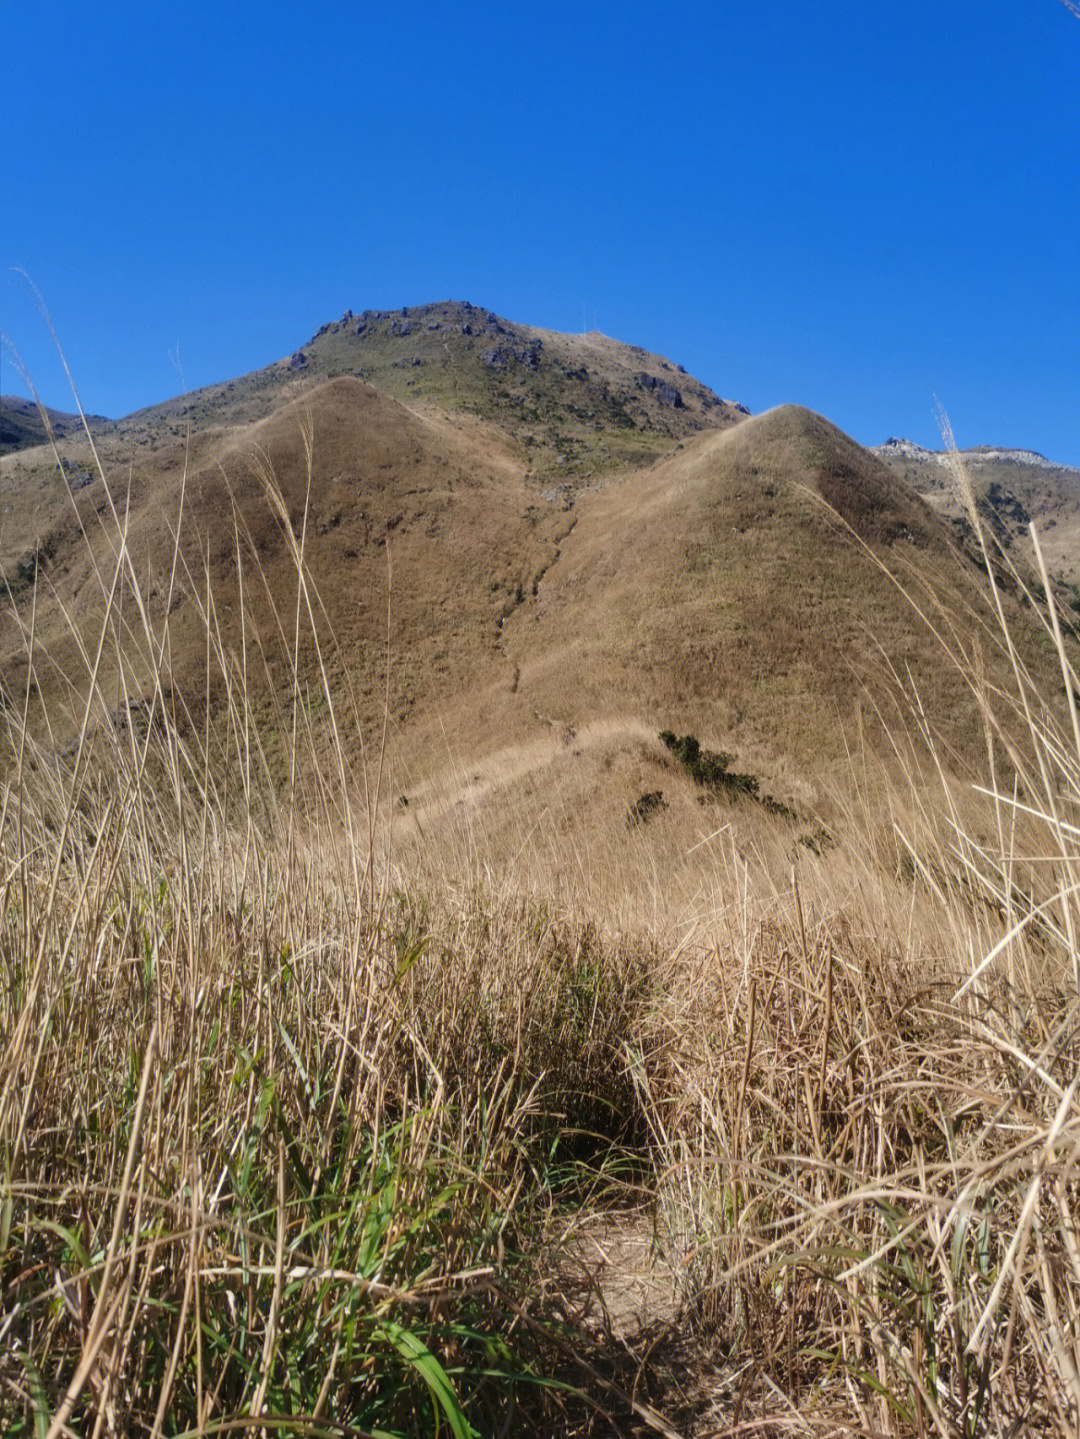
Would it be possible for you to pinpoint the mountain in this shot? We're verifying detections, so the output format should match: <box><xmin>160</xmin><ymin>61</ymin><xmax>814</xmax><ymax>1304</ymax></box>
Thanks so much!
<box><xmin>7</xmin><ymin>309</ymin><xmax>1075</xmax><ymax>1439</ymax></box>
<box><xmin>1</xmin><ymin>306</ymin><xmax>1063</xmax><ymax>870</ymax></box>
<box><xmin>53</xmin><ymin>300</ymin><xmax>746</xmax><ymax>486</ymax></box>
<box><xmin>0</xmin><ymin>376</ymin><xmax>565</xmax><ymax>751</ymax></box>
<box><xmin>0</xmin><ymin>395</ymin><xmax>113</xmax><ymax>455</ymax></box>
<box><xmin>874</xmin><ymin>437</ymin><xmax>1080</xmax><ymax>588</ymax></box>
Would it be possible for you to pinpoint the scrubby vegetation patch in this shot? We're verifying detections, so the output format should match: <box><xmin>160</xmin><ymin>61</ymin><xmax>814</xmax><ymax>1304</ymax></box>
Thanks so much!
<box><xmin>659</xmin><ymin>730</ymin><xmax>797</xmax><ymax>819</ymax></box>
<box><xmin>627</xmin><ymin>789</ymin><xmax>667</xmax><ymax>826</ymax></box>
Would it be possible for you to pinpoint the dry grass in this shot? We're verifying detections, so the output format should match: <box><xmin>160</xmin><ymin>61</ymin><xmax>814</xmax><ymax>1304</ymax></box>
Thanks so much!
<box><xmin>7</xmin><ymin>377</ymin><xmax>1052</xmax><ymax>799</ymax></box>
<box><xmin>1</xmin><ymin>388</ymin><xmax>1078</xmax><ymax>1437</ymax></box>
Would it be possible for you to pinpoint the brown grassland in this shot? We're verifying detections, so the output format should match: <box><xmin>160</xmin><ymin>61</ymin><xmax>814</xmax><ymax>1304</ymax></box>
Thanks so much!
<box><xmin>1</xmin><ymin>352</ymin><xmax>1079</xmax><ymax>1437</ymax></box>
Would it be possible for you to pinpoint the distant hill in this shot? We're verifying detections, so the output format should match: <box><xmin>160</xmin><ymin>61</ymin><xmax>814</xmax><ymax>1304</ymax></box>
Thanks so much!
<box><xmin>874</xmin><ymin>437</ymin><xmax>1080</xmax><ymax>587</ymax></box>
<box><xmin>0</xmin><ymin>395</ymin><xmax>112</xmax><ymax>455</ymax></box>
<box><xmin>63</xmin><ymin>301</ymin><xmax>748</xmax><ymax>483</ymax></box>
<box><xmin>1</xmin><ymin>382</ymin><xmax>1039</xmax><ymax>831</ymax></box>
<box><xmin>1</xmin><ymin>305</ymin><xmax>1069</xmax><ymax>873</ymax></box>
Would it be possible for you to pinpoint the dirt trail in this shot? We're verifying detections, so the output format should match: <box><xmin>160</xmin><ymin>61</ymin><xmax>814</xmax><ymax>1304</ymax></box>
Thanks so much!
<box><xmin>397</xmin><ymin>716</ymin><xmax>657</xmax><ymax>826</ymax></box>
<box><xmin>559</xmin><ymin>1210</ymin><xmax>680</xmax><ymax>1342</ymax></box>
<box><xmin>549</xmin><ymin>1210</ymin><xmax>751</xmax><ymax>1437</ymax></box>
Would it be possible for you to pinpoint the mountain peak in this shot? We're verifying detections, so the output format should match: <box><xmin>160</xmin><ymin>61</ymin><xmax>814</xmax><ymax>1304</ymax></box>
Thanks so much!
<box><xmin>285</xmin><ymin>298</ymin><xmax>750</xmax><ymax>476</ymax></box>
<box><xmin>874</xmin><ymin>437</ymin><xmax>1074</xmax><ymax>472</ymax></box>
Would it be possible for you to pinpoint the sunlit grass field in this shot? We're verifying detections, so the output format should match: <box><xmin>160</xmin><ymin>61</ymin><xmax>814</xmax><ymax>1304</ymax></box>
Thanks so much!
<box><xmin>2</xmin><ymin>405</ymin><xmax>1078</xmax><ymax>1437</ymax></box>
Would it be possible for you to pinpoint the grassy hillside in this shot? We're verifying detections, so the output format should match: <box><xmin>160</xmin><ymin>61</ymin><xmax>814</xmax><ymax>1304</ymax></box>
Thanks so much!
<box><xmin>0</xmin><ymin>378</ymin><xmax>567</xmax><ymax>771</ymax></box>
<box><xmin>876</xmin><ymin>435</ymin><xmax>1080</xmax><ymax>587</ymax></box>
<box><xmin>2</xmin><ymin>416</ymin><xmax>1078</xmax><ymax>1433</ymax></box>
<box><xmin>503</xmin><ymin>405</ymin><xmax>976</xmax><ymax>759</ymax></box>
<box><xmin>387</xmin><ymin>404</ymin><xmax>1063</xmax><ymax>899</ymax></box>
<box><xmin>3</xmin><ymin>320</ymin><xmax>1079</xmax><ymax>1432</ymax></box>
<box><xmin>4</xmin><ymin>301</ymin><xmax>745</xmax><ymax>485</ymax></box>
<box><xmin>2</xmin><ymin>373</ymin><xmax>1049</xmax><ymax>850</ymax></box>
<box><xmin>293</xmin><ymin>300</ymin><xmax>748</xmax><ymax>475</ymax></box>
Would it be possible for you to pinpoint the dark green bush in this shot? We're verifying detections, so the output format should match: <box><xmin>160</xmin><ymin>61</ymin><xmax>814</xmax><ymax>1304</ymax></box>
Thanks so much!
<box><xmin>659</xmin><ymin>731</ymin><xmax>798</xmax><ymax>820</ymax></box>
<box><xmin>659</xmin><ymin>731</ymin><xmax>758</xmax><ymax>798</ymax></box>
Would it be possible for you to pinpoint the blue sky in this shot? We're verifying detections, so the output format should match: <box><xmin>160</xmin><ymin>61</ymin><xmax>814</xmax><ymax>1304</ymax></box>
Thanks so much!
<box><xmin>3</xmin><ymin>1</ymin><xmax>1078</xmax><ymax>460</ymax></box>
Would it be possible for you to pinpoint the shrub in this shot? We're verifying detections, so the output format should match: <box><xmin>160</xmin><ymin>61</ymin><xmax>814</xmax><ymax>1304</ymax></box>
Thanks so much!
<box><xmin>627</xmin><ymin>789</ymin><xmax>667</xmax><ymax>826</ymax></box>
<box><xmin>659</xmin><ymin>729</ymin><xmax>759</xmax><ymax>799</ymax></box>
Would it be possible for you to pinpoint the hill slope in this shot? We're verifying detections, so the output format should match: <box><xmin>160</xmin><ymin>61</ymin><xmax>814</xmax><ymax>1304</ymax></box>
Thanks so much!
<box><xmin>447</xmin><ymin>407</ymin><xmax>994</xmax><ymax>812</ymax></box>
<box><xmin>0</xmin><ymin>378</ymin><xmax>567</xmax><ymax>753</ymax></box>
<box><xmin>23</xmin><ymin>301</ymin><xmax>747</xmax><ymax>484</ymax></box>
<box><xmin>874</xmin><ymin>437</ymin><xmax>1080</xmax><ymax>587</ymax></box>
<box><xmin>4</xmin><ymin>306</ymin><xmax>1067</xmax><ymax>887</ymax></box>
<box><xmin>2</xmin><ymin>368</ymin><xmax>1041</xmax><ymax>888</ymax></box>
<box><xmin>0</xmin><ymin>394</ymin><xmax>113</xmax><ymax>455</ymax></box>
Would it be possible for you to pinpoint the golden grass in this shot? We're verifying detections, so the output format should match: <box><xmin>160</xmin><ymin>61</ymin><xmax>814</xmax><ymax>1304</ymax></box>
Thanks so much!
<box><xmin>1</xmin><ymin>386</ymin><xmax>1078</xmax><ymax>1436</ymax></box>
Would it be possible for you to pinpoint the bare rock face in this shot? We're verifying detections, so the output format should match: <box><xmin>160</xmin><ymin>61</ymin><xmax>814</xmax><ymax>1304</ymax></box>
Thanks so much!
<box><xmin>636</xmin><ymin>373</ymin><xmax>684</xmax><ymax>408</ymax></box>
<box><xmin>66</xmin><ymin>466</ymin><xmax>94</xmax><ymax>491</ymax></box>
<box><xmin>482</xmin><ymin>339</ymin><xmax>543</xmax><ymax>371</ymax></box>
<box><xmin>289</xmin><ymin>351</ymin><xmax>309</xmax><ymax>370</ymax></box>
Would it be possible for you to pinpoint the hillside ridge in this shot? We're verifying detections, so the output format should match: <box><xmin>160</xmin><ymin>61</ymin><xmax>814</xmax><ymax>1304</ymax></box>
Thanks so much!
<box><xmin>0</xmin><ymin>376</ymin><xmax>1015</xmax><ymax>785</ymax></box>
<box><xmin>875</xmin><ymin>436</ymin><xmax>1076</xmax><ymax>471</ymax></box>
<box><xmin>0</xmin><ymin>394</ymin><xmax>113</xmax><ymax>456</ymax></box>
<box><xmin>1</xmin><ymin>300</ymin><xmax>746</xmax><ymax>482</ymax></box>
<box><xmin>873</xmin><ymin>435</ymin><xmax>1080</xmax><ymax>584</ymax></box>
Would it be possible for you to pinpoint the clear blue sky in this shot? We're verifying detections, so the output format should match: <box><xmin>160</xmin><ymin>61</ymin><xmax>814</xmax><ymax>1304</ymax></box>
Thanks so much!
<box><xmin>3</xmin><ymin>1</ymin><xmax>1078</xmax><ymax>461</ymax></box>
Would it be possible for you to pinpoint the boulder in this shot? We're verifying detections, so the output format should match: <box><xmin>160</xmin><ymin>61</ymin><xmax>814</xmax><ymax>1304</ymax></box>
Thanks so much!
<box><xmin>636</xmin><ymin>373</ymin><xmax>683</xmax><ymax>407</ymax></box>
